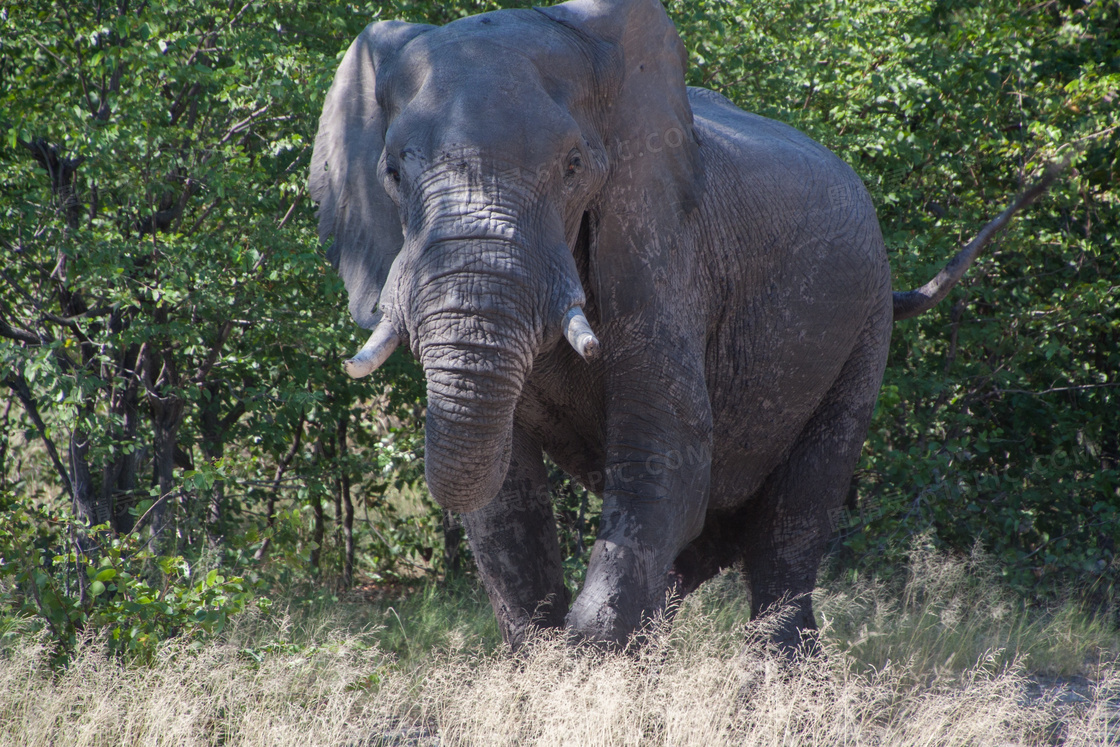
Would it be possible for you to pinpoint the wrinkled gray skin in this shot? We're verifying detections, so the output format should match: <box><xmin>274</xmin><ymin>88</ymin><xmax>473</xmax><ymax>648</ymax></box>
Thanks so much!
<box><xmin>310</xmin><ymin>0</ymin><xmax>1054</xmax><ymax>652</ymax></box>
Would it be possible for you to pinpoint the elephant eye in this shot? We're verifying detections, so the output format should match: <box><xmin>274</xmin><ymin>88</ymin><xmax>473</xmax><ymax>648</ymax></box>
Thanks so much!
<box><xmin>564</xmin><ymin>150</ymin><xmax>583</xmax><ymax>180</ymax></box>
<box><xmin>386</xmin><ymin>165</ymin><xmax>401</xmax><ymax>184</ymax></box>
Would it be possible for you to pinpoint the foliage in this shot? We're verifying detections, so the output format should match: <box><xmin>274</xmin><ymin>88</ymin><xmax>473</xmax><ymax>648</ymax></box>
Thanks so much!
<box><xmin>548</xmin><ymin>463</ymin><xmax>601</xmax><ymax>594</ymax></box>
<box><xmin>0</xmin><ymin>0</ymin><xmax>433</xmax><ymax>612</ymax></box>
<box><xmin>0</xmin><ymin>491</ymin><xmax>261</xmax><ymax>664</ymax></box>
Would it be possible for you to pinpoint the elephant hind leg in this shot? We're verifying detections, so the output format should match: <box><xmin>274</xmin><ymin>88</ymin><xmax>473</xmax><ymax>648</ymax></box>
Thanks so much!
<box><xmin>739</xmin><ymin>308</ymin><xmax>891</xmax><ymax>653</ymax></box>
<box><xmin>461</xmin><ymin>428</ymin><xmax>570</xmax><ymax>650</ymax></box>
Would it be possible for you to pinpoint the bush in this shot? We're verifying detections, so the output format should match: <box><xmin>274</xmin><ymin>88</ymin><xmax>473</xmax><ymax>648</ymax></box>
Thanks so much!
<box><xmin>0</xmin><ymin>492</ymin><xmax>262</xmax><ymax>664</ymax></box>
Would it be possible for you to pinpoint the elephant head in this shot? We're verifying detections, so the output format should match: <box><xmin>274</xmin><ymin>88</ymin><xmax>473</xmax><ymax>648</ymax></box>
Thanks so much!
<box><xmin>310</xmin><ymin>0</ymin><xmax>701</xmax><ymax>513</ymax></box>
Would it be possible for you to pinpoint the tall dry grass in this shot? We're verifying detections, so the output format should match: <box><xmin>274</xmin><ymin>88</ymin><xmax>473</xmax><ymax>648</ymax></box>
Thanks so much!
<box><xmin>817</xmin><ymin>541</ymin><xmax>1120</xmax><ymax>682</ymax></box>
<box><xmin>1</xmin><ymin>549</ymin><xmax>1117</xmax><ymax>746</ymax></box>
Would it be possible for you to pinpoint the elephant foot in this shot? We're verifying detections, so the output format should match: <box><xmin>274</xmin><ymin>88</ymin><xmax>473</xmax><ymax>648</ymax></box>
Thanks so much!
<box><xmin>749</xmin><ymin>591</ymin><xmax>821</xmax><ymax>658</ymax></box>
<box><xmin>565</xmin><ymin>539</ymin><xmax>667</xmax><ymax>649</ymax></box>
<box><xmin>494</xmin><ymin>592</ymin><xmax>569</xmax><ymax>651</ymax></box>
<box><xmin>768</xmin><ymin>622</ymin><xmax>821</xmax><ymax>659</ymax></box>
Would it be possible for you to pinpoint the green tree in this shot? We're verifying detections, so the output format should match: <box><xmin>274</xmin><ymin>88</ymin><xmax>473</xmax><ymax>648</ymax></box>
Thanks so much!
<box><xmin>0</xmin><ymin>0</ymin><xmax>434</xmax><ymax>642</ymax></box>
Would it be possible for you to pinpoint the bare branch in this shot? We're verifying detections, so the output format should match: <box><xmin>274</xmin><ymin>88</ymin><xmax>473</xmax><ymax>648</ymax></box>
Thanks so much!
<box><xmin>0</xmin><ymin>317</ymin><xmax>42</xmax><ymax>346</ymax></box>
<box><xmin>183</xmin><ymin>198</ymin><xmax>221</xmax><ymax>237</ymax></box>
<box><xmin>994</xmin><ymin>382</ymin><xmax>1120</xmax><ymax>397</ymax></box>
<box><xmin>277</xmin><ymin>187</ymin><xmax>305</xmax><ymax>230</ymax></box>
<box><xmin>253</xmin><ymin>413</ymin><xmax>305</xmax><ymax>562</ymax></box>
<box><xmin>217</xmin><ymin>104</ymin><xmax>272</xmax><ymax>146</ymax></box>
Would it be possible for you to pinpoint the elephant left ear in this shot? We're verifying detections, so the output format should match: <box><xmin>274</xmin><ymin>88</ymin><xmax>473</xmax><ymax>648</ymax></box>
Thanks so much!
<box><xmin>540</xmin><ymin>0</ymin><xmax>702</xmax><ymax>217</ymax></box>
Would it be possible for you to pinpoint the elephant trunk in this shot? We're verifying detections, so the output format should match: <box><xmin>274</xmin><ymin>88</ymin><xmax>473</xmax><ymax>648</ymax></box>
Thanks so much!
<box><xmin>409</xmin><ymin>236</ymin><xmax>549</xmax><ymax>513</ymax></box>
<box><xmin>423</xmin><ymin>351</ymin><xmax>526</xmax><ymax>512</ymax></box>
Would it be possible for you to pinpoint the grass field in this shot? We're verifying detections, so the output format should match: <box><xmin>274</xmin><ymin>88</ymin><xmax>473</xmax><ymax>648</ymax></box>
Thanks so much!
<box><xmin>1</xmin><ymin>548</ymin><xmax>1117</xmax><ymax>746</ymax></box>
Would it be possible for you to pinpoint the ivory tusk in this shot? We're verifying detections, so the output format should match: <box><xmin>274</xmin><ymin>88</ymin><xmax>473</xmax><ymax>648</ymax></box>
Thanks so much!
<box><xmin>563</xmin><ymin>307</ymin><xmax>601</xmax><ymax>362</ymax></box>
<box><xmin>343</xmin><ymin>321</ymin><xmax>401</xmax><ymax>378</ymax></box>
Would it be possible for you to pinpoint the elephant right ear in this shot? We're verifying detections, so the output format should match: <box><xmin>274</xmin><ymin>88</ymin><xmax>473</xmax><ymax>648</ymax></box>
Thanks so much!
<box><xmin>309</xmin><ymin>21</ymin><xmax>432</xmax><ymax>330</ymax></box>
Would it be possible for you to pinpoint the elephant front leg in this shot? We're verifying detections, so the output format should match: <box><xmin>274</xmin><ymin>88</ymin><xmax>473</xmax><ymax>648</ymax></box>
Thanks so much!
<box><xmin>566</xmin><ymin>354</ymin><xmax>712</xmax><ymax>646</ymax></box>
<box><xmin>461</xmin><ymin>427</ymin><xmax>569</xmax><ymax>650</ymax></box>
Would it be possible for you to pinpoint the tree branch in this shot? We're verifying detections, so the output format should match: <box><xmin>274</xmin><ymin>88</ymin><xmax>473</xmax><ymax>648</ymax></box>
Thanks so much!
<box><xmin>253</xmin><ymin>413</ymin><xmax>305</xmax><ymax>562</ymax></box>
<box><xmin>192</xmin><ymin>319</ymin><xmax>234</xmax><ymax>384</ymax></box>
<box><xmin>994</xmin><ymin>382</ymin><xmax>1120</xmax><ymax>397</ymax></box>
<box><xmin>5</xmin><ymin>373</ymin><xmax>74</xmax><ymax>499</ymax></box>
<box><xmin>0</xmin><ymin>316</ymin><xmax>42</xmax><ymax>346</ymax></box>
<box><xmin>216</xmin><ymin>104</ymin><xmax>272</xmax><ymax>146</ymax></box>
<box><xmin>276</xmin><ymin>187</ymin><xmax>305</xmax><ymax>230</ymax></box>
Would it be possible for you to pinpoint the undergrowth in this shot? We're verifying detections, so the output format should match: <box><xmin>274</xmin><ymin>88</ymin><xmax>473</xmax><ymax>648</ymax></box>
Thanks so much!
<box><xmin>1</xmin><ymin>547</ymin><xmax>1116</xmax><ymax>746</ymax></box>
<box><xmin>817</xmin><ymin>540</ymin><xmax>1120</xmax><ymax>682</ymax></box>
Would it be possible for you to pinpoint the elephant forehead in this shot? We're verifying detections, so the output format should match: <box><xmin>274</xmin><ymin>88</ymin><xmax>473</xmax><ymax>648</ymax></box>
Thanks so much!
<box><xmin>430</xmin><ymin>205</ymin><xmax>520</xmax><ymax>240</ymax></box>
<box><xmin>427</xmin><ymin>9</ymin><xmax>581</xmax><ymax>61</ymax></box>
<box><xmin>394</xmin><ymin>11</ymin><xmax>567</xmax><ymax>80</ymax></box>
<box><xmin>385</xmin><ymin>66</ymin><xmax>579</xmax><ymax>172</ymax></box>
<box><xmin>414</xmin><ymin>243</ymin><xmax>530</xmax><ymax>286</ymax></box>
<box><xmin>388</xmin><ymin>10</ymin><xmax>597</xmax><ymax>109</ymax></box>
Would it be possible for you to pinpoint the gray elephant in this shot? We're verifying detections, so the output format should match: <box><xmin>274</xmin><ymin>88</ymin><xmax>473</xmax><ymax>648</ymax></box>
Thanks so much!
<box><xmin>310</xmin><ymin>0</ymin><xmax>1056</xmax><ymax>651</ymax></box>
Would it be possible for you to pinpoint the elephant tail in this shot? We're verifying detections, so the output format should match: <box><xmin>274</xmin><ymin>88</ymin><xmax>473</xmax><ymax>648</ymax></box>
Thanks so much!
<box><xmin>892</xmin><ymin>160</ymin><xmax>1065</xmax><ymax>321</ymax></box>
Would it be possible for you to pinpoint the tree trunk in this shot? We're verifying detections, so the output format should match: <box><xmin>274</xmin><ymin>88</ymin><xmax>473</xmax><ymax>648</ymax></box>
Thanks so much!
<box><xmin>145</xmin><ymin>341</ymin><xmax>184</xmax><ymax>550</ymax></box>
<box><xmin>5</xmin><ymin>373</ymin><xmax>73</xmax><ymax>501</ymax></box>
<box><xmin>69</xmin><ymin>428</ymin><xmax>100</xmax><ymax>524</ymax></box>
<box><xmin>101</xmin><ymin>347</ymin><xmax>143</xmax><ymax>535</ymax></box>
<box><xmin>252</xmin><ymin>414</ymin><xmax>304</xmax><ymax>562</ymax></box>
<box><xmin>0</xmin><ymin>397</ymin><xmax>10</xmax><ymax>492</ymax></box>
<box><xmin>310</xmin><ymin>491</ymin><xmax>324</xmax><ymax>574</ymax></box>
<box><xmin>149</xmin><ymin>396</ymin><xmax>183</xmax><ymax>547</ymax></box>
<box><xmin>338</xmin><ymin>415</ymin><xmax>355</xmax><ymax>589</ymax></box>
<box><xmin>321</xmin><ymin>431</ymin><xmax>343</xmax><ymax>576</ymax></box>
<box><xmin>199</xmin><ymin>383</ymin><xmax>245</xmax><ymax>550</ymax></box>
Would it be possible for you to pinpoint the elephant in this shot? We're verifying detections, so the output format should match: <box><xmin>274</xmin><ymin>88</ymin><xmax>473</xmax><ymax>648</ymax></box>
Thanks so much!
<box><xmin>309</xmin><ymin>0</ymin><xmax>1058</xmax><ymax>652</ymax></box>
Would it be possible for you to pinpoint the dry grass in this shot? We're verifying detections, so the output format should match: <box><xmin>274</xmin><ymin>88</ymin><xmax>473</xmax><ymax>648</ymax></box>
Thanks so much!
<box><xmin>2</xmin><ymin>550</ymin><xmax>1118</xmax><ymax>746</ymax></box>
<box><xmin>817</xmin><ymin>542</ymin><xmax>1120</xmax><ymax>682</ymax></box>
